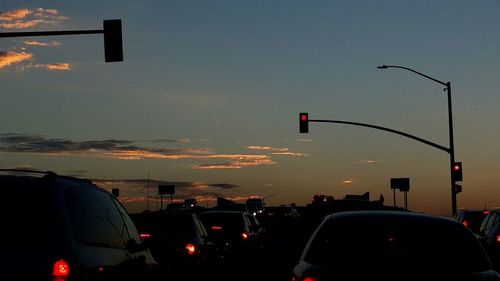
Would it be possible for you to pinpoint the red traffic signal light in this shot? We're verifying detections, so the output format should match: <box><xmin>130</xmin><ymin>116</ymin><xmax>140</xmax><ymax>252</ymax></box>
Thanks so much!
<box><xmin>452</xmin><ymin>162</ymin><xmax>463</xmax><ymax>182</ymax></box>
<box><xmin>299</xmin><ymin>113</ymin><xmax>309</xmax><ymax>133</ymax></box>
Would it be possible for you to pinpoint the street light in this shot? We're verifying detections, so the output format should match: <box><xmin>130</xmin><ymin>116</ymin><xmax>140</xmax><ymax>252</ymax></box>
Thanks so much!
<box><xmin>377</xmin><ymin>64</ymin><xmax>458</xmax><ymax>215</ymax></box>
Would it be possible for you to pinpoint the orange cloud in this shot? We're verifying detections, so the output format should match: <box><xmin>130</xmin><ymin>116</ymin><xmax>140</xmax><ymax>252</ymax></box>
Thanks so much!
<box><xmin>0</xmin><ymin>8</ymin><xmax>66</xmax><ymax>29</ymax></box>
<box><xmin>272</xmin><ymin>152</ymin><xmax>307</xmax><ymax>156</ymax></box>
<box><xmin>192</xmin><ymin>157</ymin><xmax>275</xmax><ymax>170</ymax></box>
<box><xmin>247</xmin><ymin>145</ymin><xmax>306</xmax><ymax>157</ymax></box>
<box><xmin>342</xmin><ymin>179</ymin><xmax>354</xmax><ymax>184</ymax></box>
<box><xmin>0</xmin><ymin>51</ymin><xmax>33</xmax><ymax>69</ymax></box>
<box><xmin>247</xmin><ymin>145</ymin><xmax>289</xmax><ymax>152</ymax></box>
<box><xmin>0</xmin><ymin>8</ymin><xmax>32</xmax><ymax>21</ymax></box>
<box><xmin>34</xmin><ymin>63</ymin><xmax>71</xmax><ymax>70</ymax></box>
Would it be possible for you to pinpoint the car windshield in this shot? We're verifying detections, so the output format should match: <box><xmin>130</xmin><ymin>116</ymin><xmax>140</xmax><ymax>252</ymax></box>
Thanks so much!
<box><xmin>304</xmin><ymin>215</ymin><xmax>491</xmax><ymax>273</ymax></box>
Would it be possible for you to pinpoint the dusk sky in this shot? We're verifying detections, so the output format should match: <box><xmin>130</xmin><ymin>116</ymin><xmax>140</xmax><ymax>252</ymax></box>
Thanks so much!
<box><xmin>1</xmin><ymin>1</ymin><xmax>500</xmax><ymax>215</ymax></box>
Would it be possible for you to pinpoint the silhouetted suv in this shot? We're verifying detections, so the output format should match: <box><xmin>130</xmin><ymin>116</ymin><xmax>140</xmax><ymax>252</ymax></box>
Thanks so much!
<box><xmin>0</xmin><ymin>169</ymin><xmax>158</xmax><ymax>281</ymax></box>
<box><xmin>130</xmin><ymin>210</ymin><xmax>216</xmax><ymax>274</ymax></box>
<box><xmin>293</xmin><ymin>211</ymin><xmax>499</xmax><ymax>281</ymax></box>
<box><xmin>199</xmin><ymin>211</ymin><xmax>257</xmax><ymax>262</ymax></box>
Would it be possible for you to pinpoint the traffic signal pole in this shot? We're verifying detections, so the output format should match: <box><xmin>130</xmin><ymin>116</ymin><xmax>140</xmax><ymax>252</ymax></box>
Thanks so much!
<box><xmin>300</xmin><ymin>65</ymin><xmax>460</xmax><ymax>216</ymax></box>
<box><xmin>377</xmin><ymin>65</ymin><xmax>458</xmax><ymax>216</ymax></box>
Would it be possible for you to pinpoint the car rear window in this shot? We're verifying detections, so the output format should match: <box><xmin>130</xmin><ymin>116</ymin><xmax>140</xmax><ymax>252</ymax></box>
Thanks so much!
<box><xmin>131</xmin><ymin>212</ymin><xmax>197</xmax><ymax>240</ymax></box>
<box><xmin>200</xmin><ymin>212</ymin><xmax>246</xmax><ymax>233</ymax></box>
<box><xmin>65</xmin><ymin>186</ymin><xmax>128</xmax><ymax>249</ymax></box>
<box><xmin>304</xmin><ymin>215</ymin><xmax>491</xmax><ymax>273</ymax></box>
<box><xmin>0</xmin><ymin>178</ymin><xmax>52</xmax><ymax>249</ymax></box>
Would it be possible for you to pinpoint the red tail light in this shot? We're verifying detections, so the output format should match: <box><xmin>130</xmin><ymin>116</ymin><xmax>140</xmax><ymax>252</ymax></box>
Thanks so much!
<box><xmin>185</xmin><ymin>243</ymin><xmax>196</xmax><ymax>255</ymax></box>
<box><xmin>211</xmin><ymin>226</ymin><xmax>222</xmax><ymax>230</ymax></box>
<box><xmin>140</xmin><ymin>233</ymin><xmax>151</xmax><ymax>239</ymax></box>
<box><xmin>462</xmin><ymin>220</ymin><xmax>468</xmax><ymax>227</ymax></box>
<box><xmin>496</xmin><ymin>235</ymin><xmax>500</xmax><ymax>243</ymax></box>
<box><xmin>484</xmin><ymin>210</ymin><xmax>491</xmax><ymax>215</ymax></box>
<box><xmin>52</xmin><ymin>259</ymin><xmax>70</xmax><ymax>279</ymax></box>
<box><xmin>303</xmin><ymin>277</ymin><xmax>319</xmax><ymax>281</ymax></box>
<box><xmin>241</xmin><ymin>232</ymin><xmax>249</xmax><ymax>240</ymax></box>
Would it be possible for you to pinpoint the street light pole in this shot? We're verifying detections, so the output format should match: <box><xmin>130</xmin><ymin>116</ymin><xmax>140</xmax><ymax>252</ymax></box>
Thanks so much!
<box><xmin>377</xmin><ymin>65</ymin><xmax>457</xmax><ymax>215</ymax></box>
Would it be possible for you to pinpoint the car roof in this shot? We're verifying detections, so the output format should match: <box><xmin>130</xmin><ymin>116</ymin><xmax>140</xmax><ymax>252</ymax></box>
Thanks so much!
<box><xmin>324</xmin><ymin>210</ymin><xmax>457</xmax><ymax>225</ymax></box>
<box><xmin>200</xmin><ymin>210</ymin><xmax>246</xmax><ymax>215</ymax></box>
<box><xmin>0</xmin><ymin>169</ymin><xmax>94</xmax><ymax>184</ymax></box>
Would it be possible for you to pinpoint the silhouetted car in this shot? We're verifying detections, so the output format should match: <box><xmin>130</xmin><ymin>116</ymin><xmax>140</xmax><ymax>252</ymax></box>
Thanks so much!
<box><xmin>264</xmin><ymin>205</ymin><xmax>300</xmax><ymax>219</ymax></box>
<box><xmin>199</xmin><ymin>211</ymin><xmax>256</xmax><ymax>261</ymax></box>
<box><xmin>293</xmin><ymin>211</ymin><xmax>499</xmax><ymax>281</ymax></box>
<box><xmin>479</xmin><ymin>209</ymin><xmax>500</xmax><ymax>269</ymax></box>
<box><xmin>0</xmin><ymin>169</ymin><xmax>158</xmax><ymax>281</ymax></box>
<box><xmin>454</xmin><ymin>209</ymin><xmax>490</xmax><ymax>235</ymax></box>
<box><xmin>130</xmin><ymin>210</ymin><xmax>216</xmax><ymax>273</ymax></box>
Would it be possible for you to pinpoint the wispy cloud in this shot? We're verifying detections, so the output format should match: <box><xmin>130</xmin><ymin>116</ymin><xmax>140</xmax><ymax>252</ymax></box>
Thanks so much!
<box><xmin>24</xmin><ymin>40</ymin><xmax>61</xmax><ymax>47</ymax></box>
<box><xmin>247</xmin><ymin>146</ymin><xmax>289</xmax><ymax>152</ymax></box>
<box><xmin>0</xmin><ymin>134</ymin><xmax>278</xmax><ymax>169</ymax></box>
<box><xmin>342</xmin><ymin>179</ymin><xmax>354</xmax><ymax>184</ymax></box>
<box><xmin>28</xmin><ymin>63</ymin><xmax>71</xmax><ymax>71</ymax></box>
<box><xmin>193</xmin><ymin>157</ymin><xmax>275</xmax><ymax>170</ymax></box>
<box><xmin>0</xmin><ymin>51</ymin><xmax>33</xmax><ymax>69</ymax></box>
<box><xmin>246</xmin><ymin>145</ymin><xmax>307</xmax><ymax>157</ymax></box>
<box><xmin>358</xmin><ymin>160</ymin><xmax>381</xmax><ymax>164</ymax></box>
<box><xmin>0</xmin><ymin>7</ymin><xmax>66</xmax><ymax>29</ymax></box>
<box><xmin>0</xmin><ymin>8</ymin><xmax>31</xmax><ymax>21</ymax></box>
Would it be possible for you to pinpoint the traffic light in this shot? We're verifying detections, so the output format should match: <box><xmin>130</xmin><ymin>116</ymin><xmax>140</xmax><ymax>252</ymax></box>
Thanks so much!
<box><xmin>103</xmin><ymin>19</ymin><xmax>123</xmax><ymax>62</ymax></box>
<box><xmin>299</xmin><ymin>113</ymin><xmax>309</xmax><ymax>133</ymax></box>
<box><xmin>452</xmin><ymin>162</ymin><xmax>463</xmax><ymax>182</ymax></box>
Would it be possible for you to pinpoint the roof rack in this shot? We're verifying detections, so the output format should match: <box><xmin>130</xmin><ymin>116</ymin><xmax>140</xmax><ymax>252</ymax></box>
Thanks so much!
<box><xmin>0</xmin><ymin>169</ymin><xmax>57</xmax><ymax>177</ymax></box>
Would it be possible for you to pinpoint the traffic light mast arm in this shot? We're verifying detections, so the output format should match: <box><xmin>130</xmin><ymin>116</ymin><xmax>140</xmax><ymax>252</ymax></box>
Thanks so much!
<box><xmin>0</xmin><ymin>29</ymin><xmax>103</xmax><ymax>37</ymax></box>
<box><xmin>309</xmin><ymin>119</ymin><xmax>450</xmax><ymax>153</ymax></box>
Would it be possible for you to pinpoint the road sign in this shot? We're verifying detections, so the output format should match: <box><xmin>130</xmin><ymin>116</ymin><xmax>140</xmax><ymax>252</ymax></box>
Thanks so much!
<box><xmin>158</xmin><ymin>185</ymin><xmax>175</xmax><ymax>195</ymax></box>
<box><xmin>391</xmin><ymin>178</ymin><xmax>410</xmax><ymax>192</ymax></box>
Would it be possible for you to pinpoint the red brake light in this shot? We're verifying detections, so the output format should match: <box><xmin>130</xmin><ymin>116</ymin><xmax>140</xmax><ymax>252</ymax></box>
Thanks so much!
<box><xmin>52</xmin><ymin>259</ymin><xmax>70</xmax><ymax>277</ymax></box>
<box><xmin>303</xmin><ymin>277</ymin><xmax>319</xmax><ymax>281</ymax></box>
<box><xmin>484</xmin><ymin>210</ymin><xmax>490</xmax><ymax>215</ymax></box>
<box><xmin>241</xmin><ymin>232</ymin><xmax>249</xmax><ymax>240</ymax></box>
<box><xmin>140</xmin><ymin>233</ymin><xmax>151</xmax><ymax>239</ymax></box>
<box><xmin>462</xmin><ymin>220</ymin><xmax>468</xmax><ymax>227</ymax></box>
<box><xmin>185</xmin><ymin>243</ymin><xmax>196</xmax><ymax>255</ymax></box>
<box><xmin>211</xmin><ymin>226</ymin><xmax>223</xmax><ymax>230</ymax></box>
<box><xmin>496</xmin><ymin>235</ymin><xmax>500</xmax><ymax>243</ymax></box>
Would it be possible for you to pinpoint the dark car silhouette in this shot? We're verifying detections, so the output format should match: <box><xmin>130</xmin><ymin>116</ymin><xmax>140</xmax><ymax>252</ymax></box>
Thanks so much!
<box><xmin>0</xmin><ymin>169</ymin><xmax>158</xmax><ymax>281</ymax></box>
<box><xmin>130</xmin><ymin>210</ymin><xmax>216</xmax><ymax>275</ymax></box>
<box><xmin>454</xmin><ymin>209</ymin><xmax>490</xmax><ymax>235</ymax></box>
<box><xmin>293</xmin><ymin>211</ymin><xmax>499</xmax><ymax>281</ymax></box>
<box><xmin>479</xmin><ymin>209</ymin><xmax>500</xmax><ymax>269</ymax></box>
<box><xmin>199</xmin><ymin>211</ymin><xmax>256</xmax><ymax>262</ymax></box>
